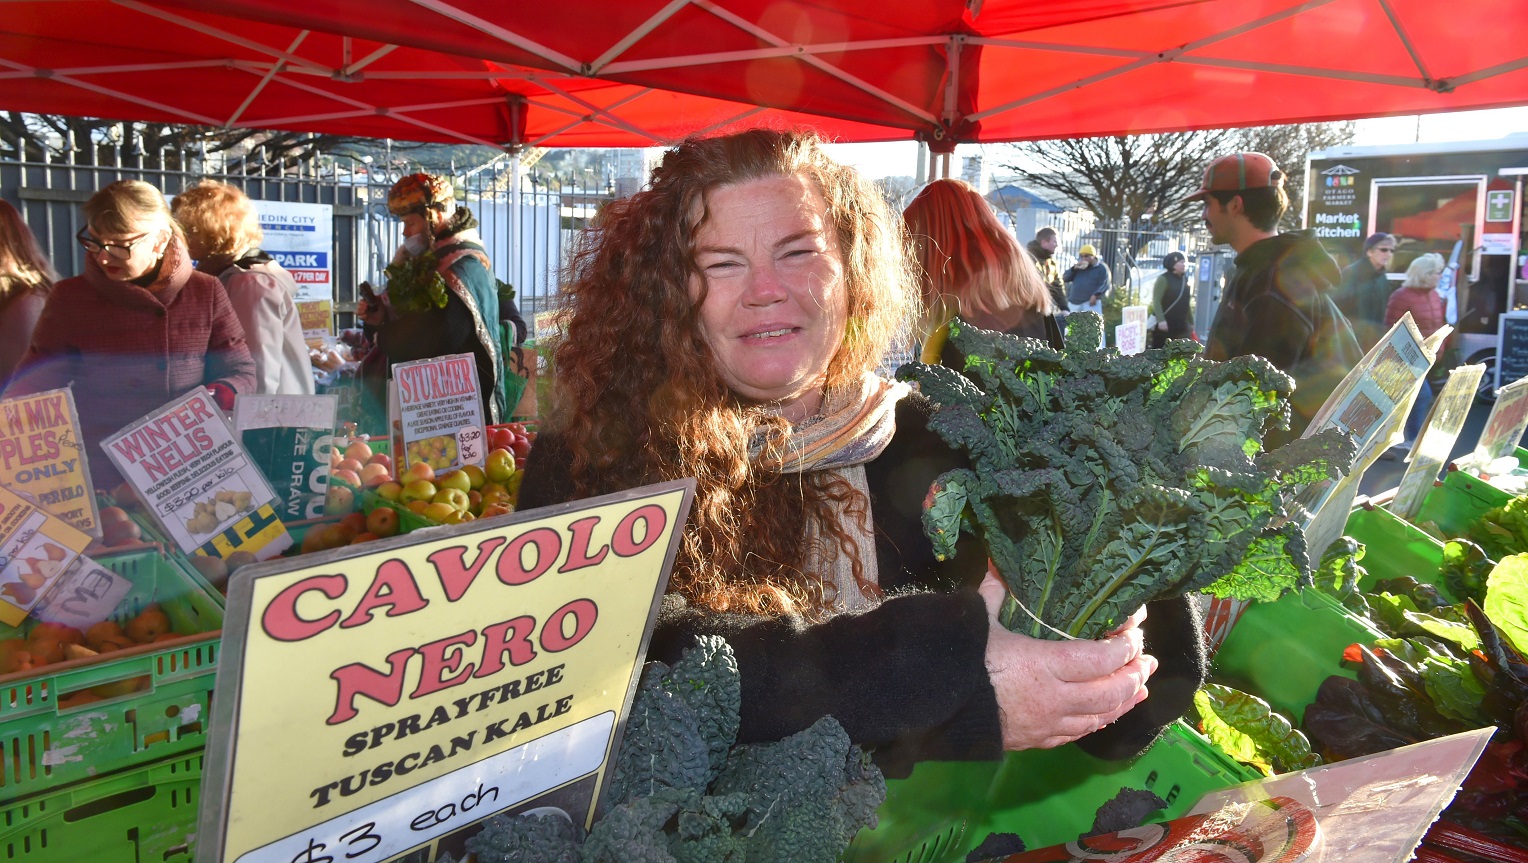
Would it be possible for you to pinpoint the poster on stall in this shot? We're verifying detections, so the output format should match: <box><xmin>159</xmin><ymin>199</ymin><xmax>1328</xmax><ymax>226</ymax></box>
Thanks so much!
<box><xmin>234</xmin><ymin>394</ymin><xmax>339</xmax><ymax>525</ymax></box>
<box><xmin>1470</xmin><ymin>374</ymin><xmax>1528</xmax><ymax>468</ymax></box>
<box><xmin>1297</xmin><ymin>315</ymin><xmax>1441</xmax><ymax>557</ymax></box>
<box><xmin>197</xmin><ymin>480</ymin><xmax>693</xmax><ymax>863</ymax></box>
<box><xmin>101</xmin><ymin>389</ymin><xmax>292</xmax><ymax>562</ymax></box>
<box><xmin>0</xmin><ymin>388</ymin><xmax>101</xmax><ymax>537</ymax></box>
<box><xmin>0</xmin><ymin>483</ymin><xmax>94</xmax><ymax>627</ymax></box>
<box><xmin>1391</xmin><ymin>364</ymin><xmax>1486</xmax><ymax>521</ymax></box>
<box><xmin>1002</xmin><ymin>729</ymin><xmax>1490</xmax><ymax>863</ymax></box>
<box><xmin>297</xmin><ymin>300</ymin><xmax>334</xmax><ymax>350</ymax></box>
<box><xmin>251</xmin><ymin>200</ymin><xmax>333</xmax><ymax>304</ymax></box>
<box><xmin>394</xmin><ymin>354</ymin><xmax>486</xmax><ymax>473</ymax></box>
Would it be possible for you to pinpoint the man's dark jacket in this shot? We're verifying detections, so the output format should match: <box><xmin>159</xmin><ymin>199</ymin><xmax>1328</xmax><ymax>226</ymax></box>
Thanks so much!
<box><xmin>1334</xmin><ymin>258</ymin><xmax>1394</xmax><ymax>350</ymax></box>
<box><xmin>1206</xmin><ymin>229</ymin><xmax>1362</xmax><ymax>446</ymax></box>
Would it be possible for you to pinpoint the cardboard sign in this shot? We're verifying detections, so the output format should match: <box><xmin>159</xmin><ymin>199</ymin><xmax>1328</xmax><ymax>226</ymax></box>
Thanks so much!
<box><xmin>234</xmin><ymin>395</ymin><xmax>339</xmax><ymax>524</ymax></box>
<box><xmin>0</xmin><ymin>483</ymin><xmax>94</xmax><ymax>627</ymax></box>
<box><xmin>1471</xmin><ymin>373</ymin><xmax>1528</xmax><ymax>466</ymax></box>
<box><xmin>1115</xmin><ymin>321</ymin><xmax>1146</xmax><ymax>355</ymax></box>
<box><xmin>1391</xmin><ymin>364</ymin><xmax>1485</xmax><ymax>520</ymax></box>
<box><xmin>101</xmin><ymin>390</ymin><xmax>292</xmax><ymax>561</ymax></box>
<box><xmin>31</xmin><ymin>556</ymin><xmax>132</xmax><ymax>631</ymax></box>
<box><xmin>197</xmin><ymin>480</ymin><xmax>693</xmax><ymax>863</ymax></box>
<box><xmin>393</xmin><ymin>354</ymin><xmax>486</xmax><ymax>473</ymax></box>
<box><xmin>0</xmin><ymin>388</ymin><xmax>101</xmax><ymax>537</ymax></box>
<box><xmin>298</xmin><ymin>300</ymin><xmax>334</xmax><ymax>350</ymax></box>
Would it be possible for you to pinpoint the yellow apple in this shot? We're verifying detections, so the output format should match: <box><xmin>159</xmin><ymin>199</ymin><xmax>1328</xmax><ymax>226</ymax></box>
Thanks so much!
<box><xmin>437</xmin><ymin>469</ymin><xmax>472</xmax><ymax>494</ymax></box>
<box><xmin>432</xmin><ymin>488</ymin><xmax>471</xmax><ymax>512</ymax></box>
<box><xmin>401</xmin><ymin>479</ymin><xmax>437</xmax><ymax>504</ymax></box>
<box><xmin>376</xmin><ymin>480</ymin><xmax>403</xmax><ymax>502</ymax></box>
<box><xmin>422</xmin><ymin>501</ymin><xmax>457</xmax><ymax>523</ymax></box>
<box><xmin>459</xmin><ymin>464</ymin><xmax>487</xmax><ymax>490</ymax></box>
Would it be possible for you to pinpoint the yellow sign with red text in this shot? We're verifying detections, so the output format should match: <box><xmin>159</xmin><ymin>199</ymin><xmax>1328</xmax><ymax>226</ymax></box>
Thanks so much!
<box><xmin>199</xmin><ymin>481</ymin><xmax>691</xmax><ymax>863</ymax></box>
<box><xmin>0</xmin><ymin>388</ymin><xmax>101</xmax><ymax>537</ymax></box>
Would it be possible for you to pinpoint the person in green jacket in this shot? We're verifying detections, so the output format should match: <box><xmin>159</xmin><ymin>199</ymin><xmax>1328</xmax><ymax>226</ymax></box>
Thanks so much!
<box><xmin>1149</xmin><ymin>251</ymin><xmax>1194</xmax><ymax>348</ymax></box>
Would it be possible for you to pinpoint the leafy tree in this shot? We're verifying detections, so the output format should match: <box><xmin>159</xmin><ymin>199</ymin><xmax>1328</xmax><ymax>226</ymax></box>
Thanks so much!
<box><xmin>999</xmin><ymin>123</ymin><xmax>1355</xmax><ymax>228</ymax></box>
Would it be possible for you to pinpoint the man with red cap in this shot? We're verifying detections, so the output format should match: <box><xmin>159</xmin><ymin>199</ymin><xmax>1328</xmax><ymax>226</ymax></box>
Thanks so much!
<box><xmin>1187</xmin><ymin>152</ymin><xmax>1360</xmax><ymax>446</ymax></box>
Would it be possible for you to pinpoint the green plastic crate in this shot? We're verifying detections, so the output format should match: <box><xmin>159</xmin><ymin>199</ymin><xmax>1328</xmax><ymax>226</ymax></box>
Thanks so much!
<box><xmin>1210</xmin><ymin>589</ymin><xmax>1383</xmax><ymax>722</ymax></box>
<box><xmin>1344</xmin><ymin>505</ymin><xmax>1454</xmax><ymax>601</ymax></box>
<box><xmin>846</xmin><ymin>721</ymin><xmax>1257</xmax><ymax>863</ymax></box>
<box><xmin>1409</xmin><ymin>468</ymin><xmax>1512</xmax><ymax>539</ymax></box>
<box><xmin>0</xmin><ymin>548</ymin><xmax>221</xmax><ymax>801</ymax></box>
<box><xmin>0</xmin><ymin>750</ymin><xmax>200</xmax><ymax>862</ymax></box>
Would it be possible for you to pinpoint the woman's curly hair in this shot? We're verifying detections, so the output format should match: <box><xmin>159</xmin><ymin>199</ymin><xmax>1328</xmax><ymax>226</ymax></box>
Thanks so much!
<box><xmin>171</xmin><ymin>180</ymin><xmax>264</xmax><ymax>261</ymax></box>
<box><xmin>548</xmin><ymin>128</ymin><xmax>917</xmax><ymax>616</ymax></box>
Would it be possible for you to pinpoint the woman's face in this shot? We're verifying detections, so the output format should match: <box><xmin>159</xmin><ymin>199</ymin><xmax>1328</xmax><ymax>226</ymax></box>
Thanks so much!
<box><xmin>1419</xmin><ymin>268</ymin><xmax>1441</xmax><ymax>289</ymax></box>
<box><xmin>690</xmin><ymin>174</ymin><xmax>848</xmax><ymax>422</ymax></box>
<box><xmin>1171</xmin><ymin>258</ymin><xmax>1187</xmax><ymax>275</ymax></box>
<box><xmin>85</xmin><ymin>220</ymin><xmax>167</xmax><ymax>282</ymax></box>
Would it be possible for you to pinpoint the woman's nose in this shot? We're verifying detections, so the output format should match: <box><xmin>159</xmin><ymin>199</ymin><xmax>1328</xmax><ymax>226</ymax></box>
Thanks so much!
<box><xmin>741</xmin><ymin>265</ymin><xmax>787</xmax><ymax>305</ymax></box>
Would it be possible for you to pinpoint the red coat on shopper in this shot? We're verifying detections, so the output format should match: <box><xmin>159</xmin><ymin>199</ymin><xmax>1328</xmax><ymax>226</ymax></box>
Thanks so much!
<box><xmin>4</xmin><ymin>237</ymin><xmax>256</xmax><ymax>489</ymax></box>
<box><xmin>1384</xmin><ymin>284</ymin><xmax>1446</xmax><ymax>338</ymax></box>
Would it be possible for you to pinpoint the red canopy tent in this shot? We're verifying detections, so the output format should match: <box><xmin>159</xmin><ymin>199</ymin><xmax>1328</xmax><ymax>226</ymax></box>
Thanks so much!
<box><xmin>3</xmin><ymin>0</ymin><xmax>1526</xmax><ymax>148</ymax></box>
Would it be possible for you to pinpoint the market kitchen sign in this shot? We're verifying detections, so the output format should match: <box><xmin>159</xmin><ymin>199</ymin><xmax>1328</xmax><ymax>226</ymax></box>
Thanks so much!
<box><xmin>197</xmin><ymin>480</ymin><xmax>692</xmax><ymax>863</ymax></box>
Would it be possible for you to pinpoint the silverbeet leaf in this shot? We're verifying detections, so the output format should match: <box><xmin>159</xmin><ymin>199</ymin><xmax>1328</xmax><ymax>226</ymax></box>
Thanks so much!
<box><xmin>897</xmin><ymin>315</ymin><xmax>1355</xmax><ymax>640</ymax></box>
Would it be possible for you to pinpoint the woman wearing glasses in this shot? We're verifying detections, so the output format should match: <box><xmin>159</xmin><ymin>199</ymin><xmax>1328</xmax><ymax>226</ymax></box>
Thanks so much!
<box><xmin>3</xmin><ymin>180</ymin><xmax>255</xmax><ymax>491</ymax></box>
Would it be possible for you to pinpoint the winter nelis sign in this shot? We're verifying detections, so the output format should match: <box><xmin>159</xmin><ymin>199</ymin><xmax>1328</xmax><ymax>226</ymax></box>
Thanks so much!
<box><xmin>198</xmin><ymin>480</ymin><xmax>692</xmax><ymax>863</ymax></box>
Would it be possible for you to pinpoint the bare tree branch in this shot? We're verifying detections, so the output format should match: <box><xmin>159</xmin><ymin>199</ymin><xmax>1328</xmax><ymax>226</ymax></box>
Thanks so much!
<box><xmin>999</xmin><ymin>124</ymin><xmax>1355</xmax><ymax>227</ymax></box>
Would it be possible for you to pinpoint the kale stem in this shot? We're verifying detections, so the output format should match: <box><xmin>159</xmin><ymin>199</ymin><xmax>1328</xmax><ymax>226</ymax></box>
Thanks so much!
<box><xmin>1068</xmin><ymin>520</ymin><xmax>1171</xmax><ymax>637</ymax></box>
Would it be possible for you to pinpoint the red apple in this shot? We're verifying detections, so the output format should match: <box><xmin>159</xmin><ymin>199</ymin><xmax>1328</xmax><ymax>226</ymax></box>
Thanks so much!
<box><xmin>366</xmin><ymin>507</ymin><xmax>400</xmax><ymax>538</ymax></box>
<box><xmin>344</xmin><ymin>440</ymin><xmax>374</xmax><ymax>463</ymax></box>
<box><xmin>336</xmin><ymin>457</ymin><xmax>365</xmax><ymax>474</ymax></box>
<box><xmin>330</xmin><ymin>468</ymin><xmax>361</xmax><ymax>489</ymax></box>
<box><xmin>360</xmin><ymin>463</ymin><xmax>391</xmax><ymax>487</ymax></box>
<box><xmin>489</xmin><ymin>427</ymin><xmax>515</xmax><ymax>452</ymax></box>
<box><xmin>366</xmin><ymin>453</ymin><xmax>393</xmax><ymax>473</ymax></box>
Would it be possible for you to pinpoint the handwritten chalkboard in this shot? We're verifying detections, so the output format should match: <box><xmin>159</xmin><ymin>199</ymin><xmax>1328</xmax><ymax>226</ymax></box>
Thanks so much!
<box><xmin>1498</xmin><ymin>312</ymin><xmax>1528</xmax><ymax>393</ymax></box>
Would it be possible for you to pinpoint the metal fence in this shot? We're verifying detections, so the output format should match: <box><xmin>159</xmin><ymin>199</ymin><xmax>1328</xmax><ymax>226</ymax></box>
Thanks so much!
<box><xmin>0</xmin><ymin>139</ymin><xmax>614</xmax><ymax>334</ymax></box>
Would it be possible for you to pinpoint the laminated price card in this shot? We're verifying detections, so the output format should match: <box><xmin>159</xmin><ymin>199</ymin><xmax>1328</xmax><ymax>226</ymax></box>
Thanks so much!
<box><xmin>198</xmin><ymin>480</ymin><xmax>693</xmax><ymax>863</ymax></box>
<box><xmin>393</xmin><ymin>354</ymin><xmax>486</xmax><ymax>474</ymax></box>
<box><xmin>102</xmin><ymin>389</ymin><xmax>292</xmax><ymax>561</ymax></box>
<box><xmin>0</xmin><ymin>482</ymin><xmax>94</xmax><ymax>627</ymax></box>
<box><xmin>0</xmin><ymin>388</ymin><xmax>101</xmax><ymax>537</ymax></box>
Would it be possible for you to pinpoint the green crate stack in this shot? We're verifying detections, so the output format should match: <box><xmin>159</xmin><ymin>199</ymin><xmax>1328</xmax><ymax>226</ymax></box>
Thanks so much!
<box><xmin>0</xmin><ymin>751</ymin><xmax>201</xmax><ymax>862</ymax></box>
<box><xmin>1409</xmin><ymin>468</ymin><xmax>1512</xmax><ymax>539</ymax></box>
<box><xmin>1210</xmin><ymin>588</ymin><xmax>1383</xmax><ymax>723</ymax></box>
<box><xmin>845</xmin><ymin>721</ymin><xmax>1257</xmax><ymax>863</ymax></box>
<box><xmin>1344</xmin><ymin>505</ymin><xmax>1455</xmax><ymax>602</ymax></box>
<box><xmin>0</xmin><ymin>547</ymin><xmax>221</xmax><ymax>802</ymax></box>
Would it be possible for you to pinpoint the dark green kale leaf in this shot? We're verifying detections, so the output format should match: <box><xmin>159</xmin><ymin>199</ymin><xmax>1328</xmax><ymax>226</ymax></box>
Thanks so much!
<box><xmin>898</xmin><ymin>315</ymin><xmax>1355</xmax><ymax>640</ymax></box>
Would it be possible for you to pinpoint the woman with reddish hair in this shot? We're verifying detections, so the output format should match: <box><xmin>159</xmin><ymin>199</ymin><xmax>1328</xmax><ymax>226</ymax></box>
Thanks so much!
<box><xmin>519</xmin><ymin>128</ymin><xmax>1205</xmax><ymax>777</ymax></box>
<box><xmin>903</xmin><ymin>178</ymin><xmax>1055</xmax><ymax>352</ymax></box>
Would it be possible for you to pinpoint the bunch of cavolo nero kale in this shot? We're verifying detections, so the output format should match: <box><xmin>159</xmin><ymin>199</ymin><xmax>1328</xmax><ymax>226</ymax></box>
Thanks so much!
<box><xmin>897</xmin><ymin>314</ymin><xmax>1357</xmax><ymax>641</ymax></box>
<box><xmin>439</xmin><ymin>637</ymin><xmax>885</xmax><ymax>863</ymax></box>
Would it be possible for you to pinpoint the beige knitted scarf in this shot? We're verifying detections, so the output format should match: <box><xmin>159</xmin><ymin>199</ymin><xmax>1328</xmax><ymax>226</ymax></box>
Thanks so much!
<box><xmin>753</xmin><ymin>373</ymin><xmax>910</xmax><ymax>612</ymax></box>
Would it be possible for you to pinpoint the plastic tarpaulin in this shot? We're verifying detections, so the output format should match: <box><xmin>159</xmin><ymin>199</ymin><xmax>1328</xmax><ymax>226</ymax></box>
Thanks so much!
<box><xmin>2</xmin><ymin>0</ymin><xmax>1527</xmax><ymax>147</ymax></box>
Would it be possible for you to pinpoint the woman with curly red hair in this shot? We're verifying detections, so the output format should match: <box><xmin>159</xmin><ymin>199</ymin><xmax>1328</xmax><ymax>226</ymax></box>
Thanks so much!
<box><xmin>519</xmin><ymin>129</ymin><xmax>1204</xmax><ymax>776</ymax></box>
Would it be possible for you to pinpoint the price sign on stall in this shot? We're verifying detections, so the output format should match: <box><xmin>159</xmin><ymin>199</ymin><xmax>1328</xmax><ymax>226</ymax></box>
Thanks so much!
<box><xmin>197</xmin><ymin>480</ymin><xmax>693</xmax><ymax>863</ymax></box>
<box><xmin>0</xmin><ymin>388</ymin><xmax>101</xmax><ymax>537</ymax></box>
<box><xmin>101</xmin><ymin>390</ymin><xmax>292</xmax><ymax>562</ymax></box>
<box><xmin>393</xmin><ymin>354</ymin><xmax>486</xmax><ymax>474</ymax></box>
